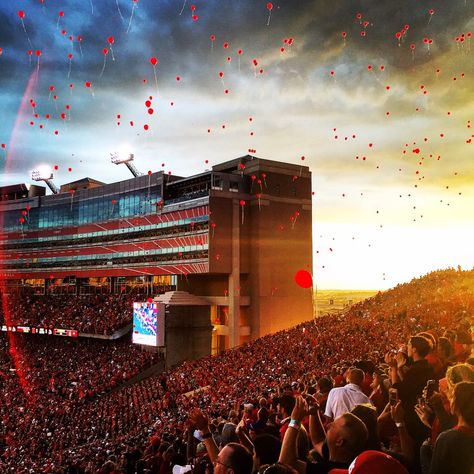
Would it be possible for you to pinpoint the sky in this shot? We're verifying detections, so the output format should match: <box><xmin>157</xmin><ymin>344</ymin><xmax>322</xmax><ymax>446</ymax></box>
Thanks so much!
<box><xmin>0</xmin><ymin>0</ymin><xmax>473</xmax><ymax>290</ymax></box>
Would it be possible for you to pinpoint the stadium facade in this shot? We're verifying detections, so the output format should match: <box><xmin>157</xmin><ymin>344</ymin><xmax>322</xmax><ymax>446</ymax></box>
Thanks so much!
<box><xmin>0</xmin><ymin>155</ymin><xmax>313</xmax><ymax>352</ymax></box>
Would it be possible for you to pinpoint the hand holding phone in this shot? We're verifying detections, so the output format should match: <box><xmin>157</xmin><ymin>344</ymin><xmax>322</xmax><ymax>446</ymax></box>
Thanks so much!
<box><xmin>193</xmin><ymin>429</ymin><xmax>203</xmax><ymax>442</ymax></box>
<box><xmin>389</xmin><ymin>388</ymin><xmax>398</xmax><ymax>406</ymax></box>
<box><xmin>424</xmin><ymin>380</ymin><xmax>438</xmax><ymax>402</ymax></box>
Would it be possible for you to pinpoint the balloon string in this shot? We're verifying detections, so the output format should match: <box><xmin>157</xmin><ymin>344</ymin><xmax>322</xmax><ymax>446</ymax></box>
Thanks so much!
<box><xmin>90</xmin><ymin>0</ymin><xmax>94</xmax><ymax>15</ymax></box>
<box><xmin>36</xmin><ymin>58</ymin><xmax>40</xmax><ymax>82</ymax></box>
<box><xmin>99</xmin><ymin>56</ymin><xmax>107</xmax><ymax>78</ymax></box>
<box><xmin>68</xmin><ymin>60</ymin><xmax>72</xmax><ymax>79</ymax></box>
<box><xmin>116</xmin><ymin>0</ymin><xmax>125</xmax><ymax>21</ymax></box>
<box><xmin>153</xmin><ymin>66</ymin><xmax>159</xmax><ymax>97</ymax></box>
<box><xmin>126</xmin><ymin>4</ymin><xmax>136</xmax><ymax>33</ymax></box>
<box><xmin>79</xmin><ymin>43</ymin><xmax>83</xmax><ymax>58</ymax></box>
<box><xmin>179</xmin><ymin>0</ymin><xmax>187</xmax><ymax>15</ymax></box>
<box><xmin>110</xmin><ymin>46</ymin><xmax>115</xmax><ymax>61</ymax></box>
<box><xmin>267</xmin><ymin>10</ymin><xmax>272</xmax><ymax>27</ymax></box>
<box><xmin>21</xmin><ymin>20</ymin><xmax>33</xmax><ymax>50</ymax></box>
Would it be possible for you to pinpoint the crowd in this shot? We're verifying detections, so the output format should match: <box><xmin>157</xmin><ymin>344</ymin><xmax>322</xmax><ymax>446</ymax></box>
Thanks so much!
<box><xmin>0</xmin><ymin>268</ymin><xmax>473</xmax><ymax>473</ymax></box>
<box><xmin>0</xmin><ymin>293</ymin><xmax>137</xmax><ymax>334</ymax></box>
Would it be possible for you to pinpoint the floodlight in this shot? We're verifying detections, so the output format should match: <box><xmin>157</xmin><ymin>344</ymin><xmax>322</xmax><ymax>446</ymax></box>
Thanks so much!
<box><xmin>31</xmin><ymin>165</ymin><xmax>59</xmax><ymax>194</ymax></box>
<box><xmin>31</xmin><ymin>166</ymin><xmax>53</xmax><ymax>181</ymax></box>
<box><xmin>110</xmin><ymin>147</ymin><xmax>142</xmax><ymax>177</ymax></box>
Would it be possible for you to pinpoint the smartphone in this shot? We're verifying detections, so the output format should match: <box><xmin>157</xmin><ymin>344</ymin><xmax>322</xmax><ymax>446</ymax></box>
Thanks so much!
<box><xmin>425</xmin><ymin>380</ymin><xmax>438</xmax><ymax>400</ymax></box>
<box><xmin>193</xmin><ymin>429</ymin><xmax>203</xmax><ymax>442</ymax></box>
<box><xmin>389</xmin><ymin>388</ymin><xmax>398</xmax><ymax>406</ymax></box>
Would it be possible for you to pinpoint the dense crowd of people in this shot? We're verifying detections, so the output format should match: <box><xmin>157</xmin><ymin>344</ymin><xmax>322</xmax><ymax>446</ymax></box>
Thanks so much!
<box><xmin>0</xmin><ymin>293</ymin><xmax>137</xmax><ymax>334</ymax></box>
<box><xmin>0</xmin><ymin>268</ymin><xmax>473</xmax><ymax>473</ymax></box>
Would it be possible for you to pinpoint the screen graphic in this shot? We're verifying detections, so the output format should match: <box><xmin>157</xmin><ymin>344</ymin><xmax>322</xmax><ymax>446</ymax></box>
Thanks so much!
<box><xmin>133</xmin><ymin>302</ymin><xmax>158</xmax><ymax>346</ymax></box>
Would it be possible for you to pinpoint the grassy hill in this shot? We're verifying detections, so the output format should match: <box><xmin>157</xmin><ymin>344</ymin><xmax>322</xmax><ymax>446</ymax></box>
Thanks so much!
<box><xmin>314</xmin><ymin>289</ymin><xmax>378</xmax><ymax>316</ymax></box>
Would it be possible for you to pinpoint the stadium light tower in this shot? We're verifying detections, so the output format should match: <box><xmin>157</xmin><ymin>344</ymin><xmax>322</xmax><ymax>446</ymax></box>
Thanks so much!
<box><xmin>110</xmin><ymin>149</ymin><xmax>143</xmax><ymax>177</ymax></box>
<box><xmin>31</xmin><ymin>166</ymin><xmax>59</xmax><ymax>194</ymax></box>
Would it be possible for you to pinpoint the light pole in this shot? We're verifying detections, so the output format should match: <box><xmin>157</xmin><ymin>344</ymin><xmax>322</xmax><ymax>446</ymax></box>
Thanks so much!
<box><xmin>31</xmin><ymin>166</ymin><xmax>59</xmax><ymax>194</ymax></box>
<box><xmin>110</xmin><ymin>150</ymin><xmax>143</xmax><ymax>177</ymax></box>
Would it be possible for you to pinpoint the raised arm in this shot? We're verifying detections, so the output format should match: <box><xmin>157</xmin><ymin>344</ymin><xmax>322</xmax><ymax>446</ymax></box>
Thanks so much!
<box><xmin>188</xmin><ymin>408</ymin><xmax>219</xmax><ymax>463</ymax></box>
<box><xmin>278</xmin><ymin>396</ymin><xmax>308</xmax><ymax>474</ymax></box>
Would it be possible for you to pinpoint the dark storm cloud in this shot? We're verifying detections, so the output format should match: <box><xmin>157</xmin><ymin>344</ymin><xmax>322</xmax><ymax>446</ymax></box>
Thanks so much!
<box><xmin>1</xmin><ymin>0</ymin><xmax>473</xmax><ymax>95</ymax></box>
<box><xmin>294</xmin><ymin>0</ymin><xmax>474</xmax><ymax>68</ymax></box>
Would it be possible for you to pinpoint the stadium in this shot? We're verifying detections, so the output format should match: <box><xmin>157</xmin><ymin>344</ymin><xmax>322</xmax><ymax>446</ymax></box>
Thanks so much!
<box><xmin>0</xmin><ymin>155</ymin><xmax>313</xmax><ymax>360</ymax></box>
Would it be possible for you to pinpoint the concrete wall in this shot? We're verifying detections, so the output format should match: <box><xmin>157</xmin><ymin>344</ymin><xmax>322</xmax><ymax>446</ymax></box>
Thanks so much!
<box><xmin>165</xmin><ymin>305</ymin><xmax>212</xmax><ymax>368</ymax></box>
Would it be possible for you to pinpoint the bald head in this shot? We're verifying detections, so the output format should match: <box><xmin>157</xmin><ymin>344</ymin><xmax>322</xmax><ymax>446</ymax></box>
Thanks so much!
<box><xmin>327</xmin><ymin>413</ymin><xmax>368</xmax><ymax>463</ymax></box>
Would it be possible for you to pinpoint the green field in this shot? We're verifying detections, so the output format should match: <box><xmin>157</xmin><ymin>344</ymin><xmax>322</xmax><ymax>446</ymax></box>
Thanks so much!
<box><xmin>314</xmin><ymin>290</ymin><xmax>378</xmax><ymax>317</ymax></box>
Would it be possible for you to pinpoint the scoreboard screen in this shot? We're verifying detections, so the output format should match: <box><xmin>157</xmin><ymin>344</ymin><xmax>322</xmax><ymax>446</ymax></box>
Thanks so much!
<box><xmin>133</xmin><ymin>302</ymin><xmax>158</xmax><ymax>346</ymax></box>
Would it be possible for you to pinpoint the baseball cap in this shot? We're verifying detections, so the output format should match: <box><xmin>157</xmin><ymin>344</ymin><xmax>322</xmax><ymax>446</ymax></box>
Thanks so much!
<box><xmin>329</xmin><ymin>451</ymin><xmax>408</xmax><ymax>474</ymax></box>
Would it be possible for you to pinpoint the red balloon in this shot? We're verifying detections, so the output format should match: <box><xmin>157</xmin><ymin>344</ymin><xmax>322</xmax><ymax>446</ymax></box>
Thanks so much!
<box><xmin>266</xmin><ymin>2</ymin><xmax>273</xmax><ymax>10</ymax></box>
<box><xmin>59</xmin><ymin>11</ymin><xmax>65</xmax><ymax>17</ymax></box>
<box><xmin>150</xmin><ymin>56</ymin><xmax>158</xmax><ymax>66</ymax></box>
<box><xmin>35</xmin><ymin>50</ymin><xmax>42</xmax><ymax>57</ymax></box>
<box><xmin>108</xmin><ymin>36</ymin><xmax>115</xmax><ymax>45</ymax></box>
<box><xmin>102</xmin><ymin>48</ymin><xmax>108</xmax><ymax>55</ymax></box>
<box><xmin>18</xmin><ymin>10</ymin><xmax>25</xmax><ymax>19</ymax></box>
<box><xmin>295</xmin><ymin>270</ymin><xmax>312</xmax><ymax>289</ymax></box>
<box><xmin>239</xmin><ymin>200</ymin><xmax>246</xmax><ymax>206</ymax></box>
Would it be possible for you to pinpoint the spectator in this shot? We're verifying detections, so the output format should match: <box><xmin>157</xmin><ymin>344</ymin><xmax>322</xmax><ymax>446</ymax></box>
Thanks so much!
<box><xmin>429</xmin><ymin>382</ymin><xmax>474</xmax><ymax>474</ymax></box>
<box><xmin>279</xmin><ymin>396</ymin><xmax>368</xmax><ymax>473</ymax></box>
<box><xmin>324</xmin><ymin>368</ymin><xmax>373</xmax><ymax>421</ymax></box>
<box><xmin>277</xmin><ymin>395</ymin><xmax>296</xmax><ymax>440</ymax></box>
<box><xmin>390</xmin><ymin>335</ymin><xmax>434</xmax><ymax>444</ymax></box>
<box><xmin>214</xmin><ymin>442</ymin><xmax>253</xmax><ymax>474</ymax></box>
<box><xmin>316</xmin><ymin>377</ymin><xmax>333</xmax><ymax>414</ymax></box>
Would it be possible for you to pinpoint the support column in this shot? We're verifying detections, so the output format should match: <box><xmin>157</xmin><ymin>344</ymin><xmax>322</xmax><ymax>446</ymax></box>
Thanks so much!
<box><xmin>228</xmin><ymin>199</ymin><xmax>240</xmax><ymax>348</ymax></box>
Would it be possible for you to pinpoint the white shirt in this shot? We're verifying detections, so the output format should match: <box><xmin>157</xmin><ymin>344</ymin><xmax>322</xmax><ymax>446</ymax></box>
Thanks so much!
<box><xmin>324</xmin><ymin>383</ymin><xmax>373</xmax><ymax>420</ymax></box>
